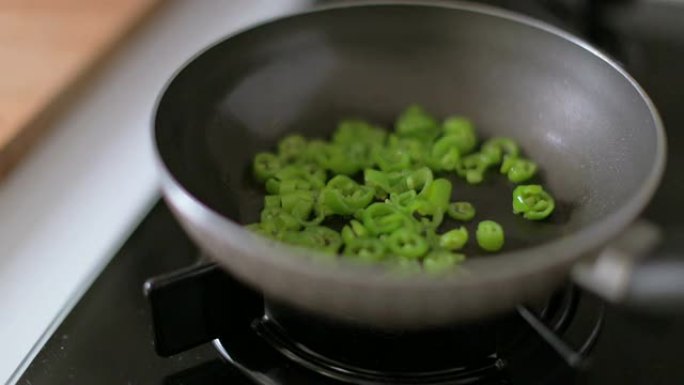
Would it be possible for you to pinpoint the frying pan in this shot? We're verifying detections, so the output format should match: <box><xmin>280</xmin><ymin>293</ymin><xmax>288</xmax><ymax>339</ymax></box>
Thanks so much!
<box><xmin>153</xmin><ymin>2</ymin><xmax>669</xmax><ymax>329</ymax></box>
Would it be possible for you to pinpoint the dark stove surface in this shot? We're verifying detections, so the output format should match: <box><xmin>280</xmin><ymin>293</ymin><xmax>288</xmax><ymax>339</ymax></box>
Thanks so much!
<box><xmin>14</xmin><ymin>202</ymin><xmax>684</xmax><ymax>385</ymax></box>
<box><xmin>14</xmin><ymin>1</ymin><xmax>684</xmax><ymax>384</ymax></box>
<box><xmin>15</xmin><ymin>205</ymin><xmax>241</xmax><ymax>385</ymax></box>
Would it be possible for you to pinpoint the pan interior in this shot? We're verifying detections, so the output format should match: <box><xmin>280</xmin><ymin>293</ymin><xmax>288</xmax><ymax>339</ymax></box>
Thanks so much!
<box><xmin>155</xmin><ymin>5</ymin><xmax>660</xmax><ymax>258</ymax></box>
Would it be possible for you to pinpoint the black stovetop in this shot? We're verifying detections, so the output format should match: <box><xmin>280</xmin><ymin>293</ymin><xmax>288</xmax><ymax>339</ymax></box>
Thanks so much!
<box><xmin>13</xmin><ymin>202</ymin><xmax>684</xmax><ymax>385</ymax></box>
<box><xmin>14</xmin><ymin>1</ymin><xmax>684</xmax><ymax>384</ymax></box>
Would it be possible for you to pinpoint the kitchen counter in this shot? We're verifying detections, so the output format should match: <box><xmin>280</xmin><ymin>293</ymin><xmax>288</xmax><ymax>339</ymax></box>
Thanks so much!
<box><xmin>0</xmin><ymin>1</ymin><xmax>307</xmax><ymax>383</ymax></box>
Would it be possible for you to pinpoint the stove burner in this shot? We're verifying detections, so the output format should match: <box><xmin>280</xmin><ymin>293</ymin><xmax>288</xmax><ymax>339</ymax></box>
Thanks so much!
<box><xmin>218</xmin><ymin>286</ymin><xmax>604</xmax><ymax>384</ymax></box>
<box><xmin>145</xmin><ymin>263</ymin><xmax>604</xmax><ymax>385</ymax></box>
<box><xmin>249</xmin><ymin>307</ymin><xmax>505</xmax><ymax>384</ymax></box>
<box><xmin>214</xmin><ymin>334</ymin><xmax>504</xmax><ymax>385</ymax></box>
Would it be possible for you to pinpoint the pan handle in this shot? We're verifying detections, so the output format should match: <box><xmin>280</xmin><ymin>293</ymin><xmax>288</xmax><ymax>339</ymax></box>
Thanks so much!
<box><xmin>571</xmin><ymin>221</ymin><xmax>684</xmax><ymax>312</ymax></box>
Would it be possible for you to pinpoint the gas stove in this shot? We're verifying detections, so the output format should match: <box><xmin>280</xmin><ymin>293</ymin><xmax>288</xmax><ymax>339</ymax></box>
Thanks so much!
<box><xmin>11</xmin><ymin>1</ymin><xmax>684</xmax><ymax>384</ymax></box>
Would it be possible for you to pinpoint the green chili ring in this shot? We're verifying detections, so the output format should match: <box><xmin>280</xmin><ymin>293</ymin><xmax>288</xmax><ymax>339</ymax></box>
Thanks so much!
<box><xmin>447</xmin><ymin>201</ymin><xmax>476</xmax><ymax>221</ymax></box>
<box><xmin>476</xmin><ymin>220</ymin><xmax>505</xmax><ymax>252</ymax></box>
<box><xmin>386</xmin><ymin>228</ymin><xmax>429</xmax><ymax>259</ymax></box>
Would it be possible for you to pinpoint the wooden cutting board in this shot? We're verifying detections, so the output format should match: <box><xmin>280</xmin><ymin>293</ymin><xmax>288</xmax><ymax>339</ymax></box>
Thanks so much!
<box><xmin>0</xmin><ymin>0</ymin><xmax>163</xmax><ymax>180</ymax></box>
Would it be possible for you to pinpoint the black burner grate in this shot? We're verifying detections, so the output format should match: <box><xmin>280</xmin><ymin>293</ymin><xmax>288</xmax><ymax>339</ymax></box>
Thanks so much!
<box><xmin>142</xmin><ymin>263</ymin><xmax>605</xmax><ymax>385</ymax></box>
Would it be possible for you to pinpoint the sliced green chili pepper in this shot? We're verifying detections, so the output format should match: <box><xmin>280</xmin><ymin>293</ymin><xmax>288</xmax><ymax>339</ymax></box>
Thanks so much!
<box><xmin>328</xmin><ymin>120</ymin><xmax>381</xmax><ymax>167</ymax></box>
<box><xmin>481</xmin><ymin>137</ymin><xmax>519</xmax><ymax>165</ymax></box>
<box><xmin>364</xmin><ymin>168</ymin><xmax>393</xmax><ymax>199</ymax></box>
<box><xmin>362</xmin><ymin>202</ymin><xmax>410</xmax><ymax>235</ymax></box>
<box><xmin>278</xmin><ymin>134</ymin><xmax>308</xmax><ymax>162</ymax></box>
<box><xmin>447</xmin><ymin>201</ymin><xmax>476</xmax><ymax>221</ymax></box>
<box><xmin>500</xmin><ymin>155</ymin><xmax>537</xmax><ymax>183</ymax></box>
<box><xmin>341</xmin><ymin>219</ymin><xmax>369</xmax><ymax>244</ymax></box>
<box><xmin>280</xmin><ymin>231</ymin><xmax>308</xmax><ymax>246</ymax></box>
<box><xmin>512</xmin><ymin>184</ymin><xmax>555</xmax><ymax>220</ymax></box>
<box><xmin>420</xmin><ymin>226</ymin><xmax>441</xmax><ymax>249</ymax></box>
<box><xmin>264</xmin><ymin>163</ymin><xmax>325</xmax><ymax>195</ymax></box>
<box><xmin>280</xmin><ymin>178</ymin><xmax>314</xmax><ymax>194</ymax></box>
<box><xmin>507</xmin><ymin>160</ymin><xmax>536</xmax><ymax>183</ymax></box>
<box><xmin>260</xmin><ymin>207</ymin><xmax>301</xmax><ymax>231</ymax></box>
<box><xmin>265</xmin><ymin>178</ymin><xmax>279</xmax><ymax>194</ymax></box>
<box><xmin>409</xmin><ymin>178</ymin><xmax>452</xmax><ymax>229</ymax></box>
<box><xmin>429</xmin><ymin>135</ymin><xmax>461</xmax><ymax>171</ymax></box>
<box><xmin>282</xmin><ymin>226</ymin><xmax>342</xmax><ymax>254</ymax></box>
<box><xmin>253</xmin><ymin>152</ymin><xmax>282</xmax><ymax>182</ymax></box>
<box><xmin>476</xmin><ymin>220</ymin><xmax>504</xmax><ymax>252</ymax></box>
<box><xmin>372</xmin><ymin>146</ymin><xmax>412</xmax><ymax>172</ymax></box>
<box><xmin>386</xmin><ymin>228</ymin><xmax>429</xmax><ymax>259</ymax></box>
<box><xmin>267</xmin><ymin>177</ymin><xmax>313</xmax><ymax>194</ymax></box>
<box><xmin>388</xmin><ymin>190</ymin><xmax>418</xmax><ymax>213</ymax></box>
<box><xmin>395</xmin><ymin>105</ymin><xmax>440</xmax><ymax>141</ymax></box>
<box><xmin>387</xmin><ymin>135</ymin><xmax>429</xmax><ymax>166</ymax></box>
<box><xmin>442</xmin><ymin>116</ymin><xmax>477</xmax><ymax>154</ymax></box>
<box><xmin>264</xmin><ymin>195</ymin><xmax>281</xmax><ymax>209</ymax></box>
<box><xmin>456</xmin><ymin>152</ymin><xmax>493</xmax><ymax>184</ymax></box>
<box><xmin>275</xmin><ymin>164</ymin><xmax>326</xmax><ymax>189</ymax></box>
<box><xmin>302</xmin><ymin>139</ymin><xmax>329</xmax><ymax>164</ymax></box>
<box><xmin>328</xmin><ymin>174</ymin><xmax>374</xmax><ymax>199</ymax></box>
<box><xmin>499</xmin><ymin>155</ymin><xmax>515</xmax><ymax>174</ymax></box>
<box><xmin>280</xmin><ymin>191</ymin><xmax>315</xmax><ymax>220</ymax></box>
<box><xmin>364</xmin><ymin>168</ymin><xmax>431</xmax><ymax>199</ymax></box>
<box><xmin>417</xmin><ymin>178</ymin><xmax>452</xmax><ymax>211</ymax></box>
<box><xmin>258</xmin><ymin>207</ymin><xmax>283</xmax><ymax>226</ymax></box>
<box><xmin>317</xmin><ymin>144</ymin><xmax>365</xmax><ymax>175</ymax></box>
<box><xmin>439</xmin><ymin>227</ymin><xmax>469</xmax><ymax>250</ymax></box>
<box><xmin>423</xmin><ymin>250</ymin><xmax>465</xmax><ymax>274</ymax></box>
<box><xmin>333</xmin><ymin>119</ymin><xmax>386</xmax><ymax>146</ymax></box>
<box><xmin>404</xmin><ymin>167</ymin><xmax>434</xmax><ymax>194</ymax></box>
<box><xmin>350</xmin><ymin>141</ymin><xmax>377</xmax><ymax>169</ymax></box>
<box><xmin>343</xmin><ymin>237</ymin><xmax>386</xmax><ymax>263</ymax></box>
<box><xmin>318</xmin><ymin>175</ymin><xmax>374</xmax><ymax>216</ymax></box>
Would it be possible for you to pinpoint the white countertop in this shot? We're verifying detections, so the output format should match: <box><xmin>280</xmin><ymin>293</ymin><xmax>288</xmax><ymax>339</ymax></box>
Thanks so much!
<box><xmin>0</xmin><ymin>1</ymin><xmax>307</xmax><ymax>383</ymax></box>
